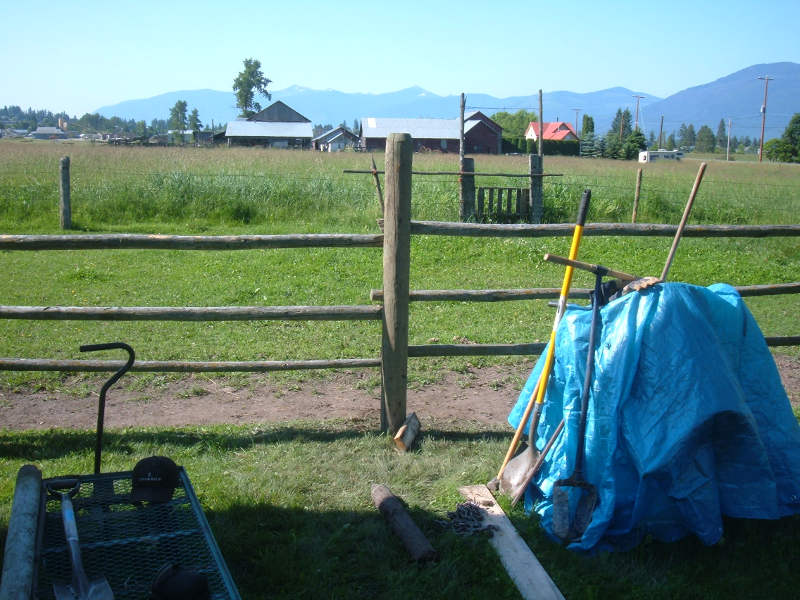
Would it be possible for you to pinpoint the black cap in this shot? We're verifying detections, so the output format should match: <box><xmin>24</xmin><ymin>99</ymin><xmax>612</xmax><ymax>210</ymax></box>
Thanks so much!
<box><xmin>151</xmin><ymin>563</ymin><xmax>210</xmax><ymax>600</ymax></box>
<box><xmin>132</xmin><ymin>456</ymin><xmax>179</xmax><ymax>503</ymax></box>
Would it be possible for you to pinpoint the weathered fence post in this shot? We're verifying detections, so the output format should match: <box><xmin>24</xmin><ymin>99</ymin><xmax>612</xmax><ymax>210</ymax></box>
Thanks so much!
<box><xmin>632</xmin><ymin>167</ymin><xmax>642</xmax><ymax>223</ymax></box>
<box><xmin>460</xmin><ymin>157</ymin><xmax>475</xmax><ymax>221</ymax></box>
<box><xmin>59</xmin><ymin>156</ymin><xmax>71</xmax><ymax>230</ymax></box>
<box><xmin>529</xmin><ymin>154</ymin><xmax>543</xmax><ymax>223</ymax></box>
<box><xmin>381</xmin><ymin>133</ymin><xmax>412</xmax><ymax>434</ymax></box>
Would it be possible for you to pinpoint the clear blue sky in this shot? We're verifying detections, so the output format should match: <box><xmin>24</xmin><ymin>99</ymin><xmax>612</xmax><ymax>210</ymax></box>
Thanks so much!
<box><xmin>2</xmin><ymin>0</ymin><xmax>798</xmax><ymax>116</ymax></box>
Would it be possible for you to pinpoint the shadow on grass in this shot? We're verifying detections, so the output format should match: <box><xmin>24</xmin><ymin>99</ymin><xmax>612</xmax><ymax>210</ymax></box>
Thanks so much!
<box><xmin>0</xmin><ymin>423</ymin><xmax>512</xmax><ymax>461</ymax></box>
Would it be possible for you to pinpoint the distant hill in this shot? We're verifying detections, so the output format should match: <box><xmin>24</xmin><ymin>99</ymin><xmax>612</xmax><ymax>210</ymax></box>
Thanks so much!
<box><xmin>642</xmin><ymin>62</ymin><xmax>800</xmax><ymax>141</ymax></box>
<box><xmin>94</xmin><ymin>62</ymin><xmax>799</xmax><ymax>140</ymax></box>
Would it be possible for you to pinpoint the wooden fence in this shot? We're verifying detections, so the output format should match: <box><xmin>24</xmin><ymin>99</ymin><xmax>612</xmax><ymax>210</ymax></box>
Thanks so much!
<box><xmin>2</xmin><ymin>135</ymin><xmax>799</xmax><ymax>434</ymax></box>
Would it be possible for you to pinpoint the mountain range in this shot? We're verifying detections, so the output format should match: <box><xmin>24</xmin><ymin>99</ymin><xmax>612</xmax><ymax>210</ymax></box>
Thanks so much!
<box><xmin>95</xmin><ymin>62</ymin><xmax>799</xmax><ymax>140</ymax></box>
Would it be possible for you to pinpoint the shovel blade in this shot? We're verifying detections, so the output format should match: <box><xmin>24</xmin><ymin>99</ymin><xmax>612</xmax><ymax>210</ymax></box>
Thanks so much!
<box><xmin>53</xmin><ymin>578</ymin><xmax>114</xmax><ymax>600</ymax></box>
<box><xmin>551</xmin><ymin>479</ymin><xmax>597</xmax><ymax>542</ymax></box>
<box><xmin>499</xmin><ymin>444</ymin><xmax>538</xmax><ymax>497</ymax></box>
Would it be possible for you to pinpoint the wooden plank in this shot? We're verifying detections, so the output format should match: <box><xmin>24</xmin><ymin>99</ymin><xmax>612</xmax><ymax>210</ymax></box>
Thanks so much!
<box><xmin>0</xmin><ymin>305</ymin><xmax>382</xmax><ymax>321</ymax></box>
<box><xmin>459</xmin><ymin>484</ymin><xmax>564</xmax><ymax>600</ymax></box>
<box><xmin>0</xmin><ymin>233</ymin><xmax>383</xmax><ymax>251</ymax></box>
<box><xmin>477</xmin><ymin>188</ymin><xmax>485</xmax><ymax>222</ymax></box>
<box><xmin>371</xmin><ymin>288</ymin><xmax>590</xmax><ymax>302</ymax></box>
<box><xmin>59</xmin><ymin>156</ymin><xmax>71</xmax><ymax>230</ymax></box>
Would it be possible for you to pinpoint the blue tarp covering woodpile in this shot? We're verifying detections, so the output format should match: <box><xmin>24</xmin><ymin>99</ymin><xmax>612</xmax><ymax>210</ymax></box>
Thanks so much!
<box><xmin>509</xmin><ymin>283</ymin><xmax>800</xmax><ymax>552</ymax></box>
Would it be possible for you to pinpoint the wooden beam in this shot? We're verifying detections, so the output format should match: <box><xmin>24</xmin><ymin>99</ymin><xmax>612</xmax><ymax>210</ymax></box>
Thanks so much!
<box><xmin>402</xmin><ymin>221</ymin><xmax>800</xmax><ymax>239</ymax></box>
<box><xmin>381</xmin><ymin>133</ymin><xmax>412</xmax><ymax>434</ymax></box>
<box><xmin>459</xmin><ymin>484</ymin><xmax>564</xmax><ymax>600</ymax></box>
<box><xmin>0</xmin><ymin>305</ymin><xmax>382</xmax><ymax>321</ymax></box>
<box><xmin>0</xmin><ymin>358</ymin><xmax>381</xmax><ymax>373</ymax></box>
<box><xmin>0</xmin><ymin>233</ymin><xmax>383</xmax><ymax>251</ymax></box>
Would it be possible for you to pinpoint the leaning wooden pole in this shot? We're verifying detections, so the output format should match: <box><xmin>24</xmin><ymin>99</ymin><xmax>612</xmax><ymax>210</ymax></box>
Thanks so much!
<box><xmin>381</xmin><ymin>133</ymin><xmax>412</xmax><ymax>434</ymax></box>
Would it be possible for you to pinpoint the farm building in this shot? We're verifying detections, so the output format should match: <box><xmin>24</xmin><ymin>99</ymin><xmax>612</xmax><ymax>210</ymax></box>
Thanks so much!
<box><xmin>359</xmin><ymin>111</ymin><xmax>502</xmax><ymax>154</ymax></box>
<box><xmin>29</xmin><ymin>126</ymin><xmax>67</xmax><ymax>140</ymax></box>
<box><xmin>525</xmin><ymin>121</ymin><xmax>579</xmax><ymax>142</ymax></box>
<box><xmin>312</xmin><ymin>126</ymin><xmax>360</xmax><ymax>151</ymax></box>
<box><xmin>225</xmin><ymin>101</ymin><xmax>313</xmax><ymax>149</ymax></box>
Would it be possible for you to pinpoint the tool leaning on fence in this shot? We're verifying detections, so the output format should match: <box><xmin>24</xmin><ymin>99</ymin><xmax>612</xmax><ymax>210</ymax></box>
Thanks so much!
<box><xmin>488</xmin><ymin>188</ymin><xmax>591</xmax><ymax>496</ymax></box>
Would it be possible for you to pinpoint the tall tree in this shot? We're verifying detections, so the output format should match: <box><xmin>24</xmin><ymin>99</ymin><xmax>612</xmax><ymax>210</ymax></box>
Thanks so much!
<box><xmin>233</xmin><ymin>58</ymin><xmax>272</xmax><ymax>118</ymax></box>
<box><xmin>490</xmin><ymin>109</ymin><xmax>537</xmax><ymax>137</ymax></box>
<box><xmin>716</xmin><ymin>119</ymin><xmax>727</xmax><ymax>153</ymax></box>
<box><xmin>608</xmin><ymin>108</ymin><xmax>632</xmax><ymax>139</ymax></box>
<box><xmin>779</xmin><ymin>112</ymin><xmax>800</xmax><ymax>162</ymax></box>
<box><xmin>666</xmin><ymin>133</ymin><xmax>676</xmax><ymax>150</ymax></box>
<box><xmin>686</xmin><ymin>124</ymin><xmax>696</xmax><ymax>148</ymax></box>
<box><xmin>695</xmin><ymin>125</ymin><xmax>715</xmax><ymax>152</ymax></box>
<box><xmin>581</xmin><ymin>114</ymin><xmax>595</xmax><ymax>136</ymax></box>
<box><xmin>168</xmin><ymin>100</ymin><xmax>187</xmax><ymax>131</ymax></box>
<box><xmin>188</xmin><ymin>108</ymin><xmax>202</xmax><ymax>132</ymax></box>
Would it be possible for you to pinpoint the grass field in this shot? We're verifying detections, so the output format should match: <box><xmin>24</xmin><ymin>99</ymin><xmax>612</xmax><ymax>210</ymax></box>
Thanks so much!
<box><xmin>1</xmin><ymin>140</ymin><xmax>799</xmax><ymax>598</ymax></box>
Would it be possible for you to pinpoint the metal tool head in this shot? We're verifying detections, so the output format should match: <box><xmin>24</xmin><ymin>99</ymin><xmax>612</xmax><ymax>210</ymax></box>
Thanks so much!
<box><xmin>53</xmin><ymin>577</ymin><xmax>114</xmax><ymax>600</ymax></box>
<box><xmin>552</xmin><ymin>478</ymin><xmax>598</xmax><ymax>542</ymax></box>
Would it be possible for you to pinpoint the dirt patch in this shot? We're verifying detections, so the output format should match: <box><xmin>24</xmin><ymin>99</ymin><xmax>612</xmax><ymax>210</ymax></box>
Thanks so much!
<box><xmin>1</xmin><ymin>355</ymin><xmax>798</xmax><ymax>431</ymax></box>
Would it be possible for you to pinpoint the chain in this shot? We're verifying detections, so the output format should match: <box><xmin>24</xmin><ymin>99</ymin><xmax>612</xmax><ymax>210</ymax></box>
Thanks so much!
<box><xmin>435</xmin><ymin>501</ymin><xmax>498</xmax><ymax>537</ymax></box>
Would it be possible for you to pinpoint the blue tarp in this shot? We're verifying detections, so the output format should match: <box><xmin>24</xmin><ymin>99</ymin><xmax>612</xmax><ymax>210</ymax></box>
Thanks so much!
<box><xmin>508</xmin><ymin>283</ymin><xmax>800</xmax><ymax>552</ymax></box>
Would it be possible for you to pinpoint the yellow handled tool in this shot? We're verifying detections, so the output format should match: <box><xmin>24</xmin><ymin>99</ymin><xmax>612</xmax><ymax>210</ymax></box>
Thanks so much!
<box><xmin>490</xmin><ymin>189</ymin><xmax>591</xmax><ymax>490</ymax></box>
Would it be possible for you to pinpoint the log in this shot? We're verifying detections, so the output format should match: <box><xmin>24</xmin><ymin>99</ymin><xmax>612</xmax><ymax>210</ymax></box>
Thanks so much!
<box><xmin>459</xmin><ymin>484</ymin><xmax>564</xmax><ymax>600</ymax></box>
<box><xmin>0</xmin><ymin>357</ymin><xmax>381</xmax><ymax>373</ymax></box>
<box><xmin>393</xmin><ymin>412</ymin><xmax>421</xmax><ymax>452</ymax></box>
<box><xmin>0</xmin><ymin>233</ymin><xmax>383</xmax><ymax>251</ymax></box>
<box><xmin>0</xmin><ymin>304</ymin><xmax>382</xmax><ymax>321</ymax></box>
<box><xmin>0</xmin><ymin>465</ymin><xmax>42</xmax><ymax>600</ymax></box>
<box><xmin>371</xmin><ymin>484</ymin><xmax>438</xmax><ymax>563</ymax></box>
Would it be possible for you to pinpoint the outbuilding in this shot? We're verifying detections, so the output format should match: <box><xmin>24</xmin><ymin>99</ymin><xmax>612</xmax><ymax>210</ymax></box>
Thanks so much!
<box><xmin>225</xmin><ymin>101</ymin><xmax>313</xmax><ymax>148</ymax></box>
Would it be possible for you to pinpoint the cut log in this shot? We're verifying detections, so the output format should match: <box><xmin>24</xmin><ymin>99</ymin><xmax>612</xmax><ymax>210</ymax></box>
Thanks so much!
<box><xmin>393</xmin><ymin>412</ymin><xmax>421</xmax><ymax>452</ymax></box>
<box><xmin>459</xmin><ymin>484</ymin><xmax>564</xmax><ymax>600</ymax></box>
<box><xmin>371</xmin><ymin>484</ymin><xmax>438</xmax><ymax>563</ymax></box>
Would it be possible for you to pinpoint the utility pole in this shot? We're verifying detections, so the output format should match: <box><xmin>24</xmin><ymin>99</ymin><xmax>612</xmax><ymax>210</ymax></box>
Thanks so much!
<box><xmin>758</xmin><ymin>76</ymin><xmax>773</xmax><ymax>162</ymax></box>
<box><xmin>459</xmin><ymin>93</ymin><xmax>465</xmax><ymax>169</ymax></box>
<box><xmin>571</xmin><ymin>107</ymin><xmax>581</xmax><ymax>137</ymax></box>
<box><xmin>658</xmin><ymin>115</ymin><xmax>664</xmax><ymax>149</ymax></box>
<box><xmin>726</xmin><ymin>118</ymin><xmax>732</xmax><ymax>162</ymax></box>
<box><xmin>633</xmin><ymin>95</ymin><xmax>645</xmax><ymax>131</ymax></box>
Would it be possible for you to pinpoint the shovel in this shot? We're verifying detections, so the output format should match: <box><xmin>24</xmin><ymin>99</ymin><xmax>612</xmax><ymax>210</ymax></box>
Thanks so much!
<box><xmin>489</xmin><ymin>189</ymin><xmax>591</xmax><ymax>494</ymax></box>
<box><xmin>47</xmin><ymin>478</ymin><xmax>114</xmax><ymax>600</ymax></box>
<box><xmin>551</xmin><ymin>269</ymin><xmax>604</xmax><ymax>542</ymax></box>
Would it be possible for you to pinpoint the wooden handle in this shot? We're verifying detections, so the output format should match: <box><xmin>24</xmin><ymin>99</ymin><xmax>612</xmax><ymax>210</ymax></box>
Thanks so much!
<box><xmin>660</xmin><ymin>162</ymin><xmax>707</xmax><ymax>281</ymax></box>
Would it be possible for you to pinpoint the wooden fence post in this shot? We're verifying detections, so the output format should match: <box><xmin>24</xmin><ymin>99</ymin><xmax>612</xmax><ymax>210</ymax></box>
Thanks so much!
<box><xmin>529</xmin><ymin>154</ymin><xmax>543</xmax><ymax>223</ymax></box>
<box><xmin>632</xmin><ymin>168</ymin><xmax>642</xmax><ymax>223</ymax></box>
<box><xmin>381</xmin><ymin>133</ymin><xmax>412</xmax><ymax>434</ymax></box>
<box><xmin>59</xmin><ymin>156</ymin><xmax>71</xmax><ymax>230</ymax></box>
<box><xmin>460</xmin><ymin>157</ymin><xmax>475</xmax><ymax>221</ymax></box>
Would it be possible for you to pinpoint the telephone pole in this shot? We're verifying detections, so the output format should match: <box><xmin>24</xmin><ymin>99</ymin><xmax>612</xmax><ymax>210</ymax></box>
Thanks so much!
<box><xmin>633</xmin><ymin>95</ymin><xmax>645</xmax><ymax>131</ymax></box>
<box><xmin>571</xmin><ymin>107</ymin><xmax>581</xmax><ymax>137</ymax></box>
<box><xmin>726</xmin><ymin>118</ymin><xmax>732</xmax><ymax>162</ymax></box>
<box><xmin>758</xmin><ymin>76</ymin><xmax>773</xmax><ymax>162</ymax></box>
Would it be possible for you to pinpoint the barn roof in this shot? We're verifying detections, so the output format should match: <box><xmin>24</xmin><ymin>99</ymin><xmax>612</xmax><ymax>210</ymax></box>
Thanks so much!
<box><xmin>225</xmin><ymin>120</ymin><xmax>313</xmax><ymax>139</ymax></box>
<box><xmin>248</xmin><ymin>101</ymin><xmax>311</xmax><ymax>123</ymax></box>
<box><xmin>311</xmin><ymin>126</ymin><xmax>359</xmax><ymax>143</ymax></box>
<box><xmin>526</xmin><ymin>121</ymin><xmax>579</xmax><ymax>141</ymax></box>
<box><xmin>360</xmin><ymin>116</ymin><xmax>491</xmax><ymax>140</ymax></box>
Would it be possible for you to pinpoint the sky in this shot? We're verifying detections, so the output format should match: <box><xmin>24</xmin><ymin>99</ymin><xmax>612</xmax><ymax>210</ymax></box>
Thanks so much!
<box><xmin>2</xmin><ymin>0</ymin><xmax>798</xmax><ymax>117</ymax></box>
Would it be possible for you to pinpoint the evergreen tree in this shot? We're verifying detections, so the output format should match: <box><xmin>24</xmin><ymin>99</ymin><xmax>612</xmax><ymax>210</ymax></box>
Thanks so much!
<box><xmin>778</xmin><ymin>112</ymin><xmax>800</xmax><ymax>162</ymax></box>
<box><xmin>188</xmin><ymin>108</ymin><xmax>202</xmax><ymax>132</ymax></box>
<box><xmin>678</xmin><ymin>123</ymin><xmax>688</xmax><ymax>148</ymax></box>
<box><xmin>608</xmin><ymin>109</ymin><xmax>632</xmax><ymax>139</ymax></box>
<box><xmin>168</xmin><ymin>100</ymin><xmax>188</xmax><ymax>131</ymax></box>
<box><xmin>581</xmin><ymin>114</ymin><xmax>595</xmax><ymax>136</ymax></box>
<box><xmin>647</xmin><ymin>131</ymin><xmax>656</xmax><ymax>148</ymax></box>
<box><xmin>580</xmin><ymin>131</ymin><xmax>596</xmax><ymax>157</ymax></box>
<box><xmin>686</xmin><ymin>124</ymin><xmax>696</xmax><ymax>148</ymax></box>
<box><xmin>622</xmin><ymin>130</ymin><xmax>647</xmax><ymax>159</ymax></box>
<box><xmin>695</xmin><ymin>125</ymin><xmax>715</xmax><ymax>152</ymax></box>
<box><xmin>716</xmin><ymin>119</ymin><xmax>727</xmax><ymax>152</ymax></box>
<box><xmin>666</xmin><ymin>133</ymin><xmax>676</xmax><ymax>150</ymax></box>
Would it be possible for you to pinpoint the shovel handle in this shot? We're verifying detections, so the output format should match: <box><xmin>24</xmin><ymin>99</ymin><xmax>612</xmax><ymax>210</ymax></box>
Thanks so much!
<box><xmin>660</xmin><ymin>162</ymin><xmax>706</xmax><ymax>281</ymax></box>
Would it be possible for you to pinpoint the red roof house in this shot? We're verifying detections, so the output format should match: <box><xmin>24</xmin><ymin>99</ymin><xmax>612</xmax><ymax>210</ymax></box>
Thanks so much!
<box><xmin>524</xmin><ymin>121</ymin><xmax>579</xmax><ymax>142</ymax></box>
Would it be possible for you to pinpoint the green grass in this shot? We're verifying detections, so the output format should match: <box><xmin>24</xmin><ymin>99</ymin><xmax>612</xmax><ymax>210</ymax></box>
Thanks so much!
<box><xmin>1</xmin><ymin>421</ymin><xmax>799</xmax><ymax>599</ymax></box>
